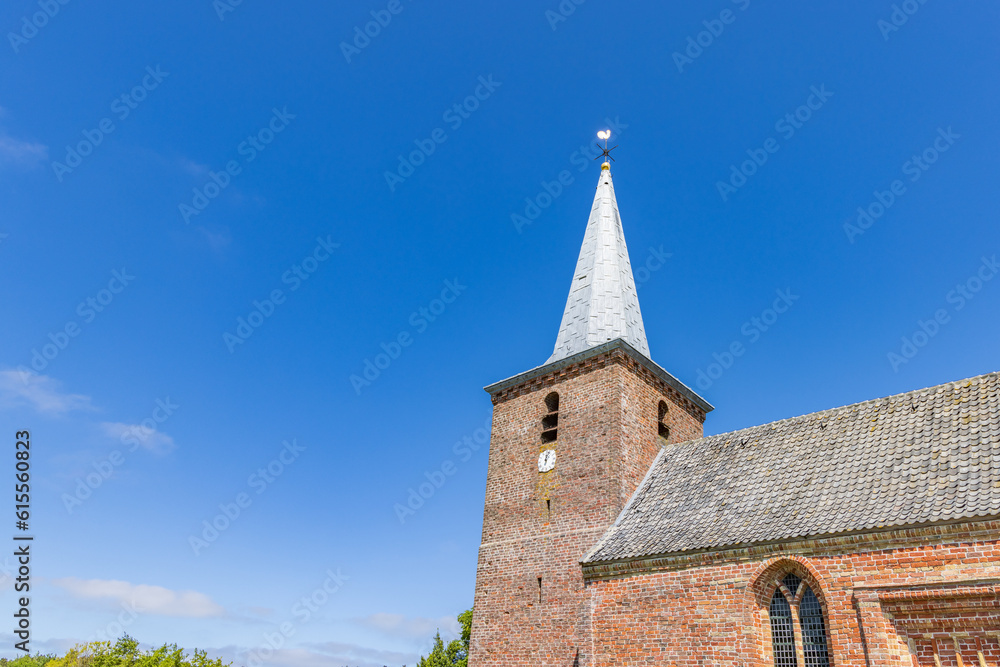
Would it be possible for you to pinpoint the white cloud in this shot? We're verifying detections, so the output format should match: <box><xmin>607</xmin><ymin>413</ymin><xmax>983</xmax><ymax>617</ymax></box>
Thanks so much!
<box><xmin>0</xmin><ymin>370</ymin><xmax>93</xmax><ymax>414</ymax></box>
<box><xmin>357</xmin><ymin>612</ymin><xmax>460</xmax><ymax>640</ymax></box>
<box><xmin>100</xmin><ymin>421</ymin><xmax>176</xmax><ymax>453</ymax></box>
<box><xmin>53</xmin><ymin>578</ymin><xmax>225</xmax><ymax>618</ymax></box>
<box><xmin>0</xmin><ymin>133</ymin><xmax>47</xmax><ymax>167</ymax></box>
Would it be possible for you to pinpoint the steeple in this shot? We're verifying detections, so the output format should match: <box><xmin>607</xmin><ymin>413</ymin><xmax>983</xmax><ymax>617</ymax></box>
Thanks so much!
<box><xmin>547</xmin><ymin>163</ymin><xmax>650</xmax><ymax>364</ymax></box>
<box><xmin>471</xmin><ymin>142</ymin><xmax>710</xmax><ymax>667</ymax></box>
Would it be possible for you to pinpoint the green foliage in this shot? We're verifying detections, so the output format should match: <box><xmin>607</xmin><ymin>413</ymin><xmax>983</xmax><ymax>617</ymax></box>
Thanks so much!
<box><xmin>415</xmin><ymin>609</ymin><xmax>471</xmax><ymax>667</ymax></box>
<box><xmin>0</xmin><ymin>653</ymin><xmax>57</xmax><ymax>667</ymax></box>
<box><xmin>38</xmin><ymin>636</ymin><xmax>229</xmax><ymax>667</ymax></box>
<box><xmin>12</xmin><ymin>618</ymin><xmax>473</xmax><ymax>667</ymax></box>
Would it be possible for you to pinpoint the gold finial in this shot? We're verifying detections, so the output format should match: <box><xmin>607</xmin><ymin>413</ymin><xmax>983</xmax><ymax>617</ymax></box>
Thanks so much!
<box><xmin>595</xmin><ymin>130</ymin><xmax>617</xmax><ymax>168</ymax></box>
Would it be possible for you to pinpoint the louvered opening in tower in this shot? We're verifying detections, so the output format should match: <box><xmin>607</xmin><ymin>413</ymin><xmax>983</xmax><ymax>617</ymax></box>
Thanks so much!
<box><xmin>657</xmin><ymin>400</ymin><xmax>670</xmax><ymax>443</ymax></box>
<box><xmin>542</xmin><ymin>392</ymin><xmax>559</xmax><ymax>443</ymax></box>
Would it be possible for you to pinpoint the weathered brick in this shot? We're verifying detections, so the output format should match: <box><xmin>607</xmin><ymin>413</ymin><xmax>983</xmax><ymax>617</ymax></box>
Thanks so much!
<box><xmin>469</xmin><ymin>348</ymin><xmax>704</xmax><ymax>666</ymax></box>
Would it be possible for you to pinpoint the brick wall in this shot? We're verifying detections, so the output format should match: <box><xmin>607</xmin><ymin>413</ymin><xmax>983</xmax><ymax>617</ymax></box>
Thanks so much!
<box><xmin>582</xmin><ymin>520</ymin><xmax>1000</xmax><ymax>666</ymax></box>
<box><xmin>468</xmin><ymin>348</ymin><xmax>705</xmax><ymax>667</ymax></box>
<box><xmin>468</xmin><ymin>344</ymin><xmax>1000</xmax><ymax>666</ymax></box>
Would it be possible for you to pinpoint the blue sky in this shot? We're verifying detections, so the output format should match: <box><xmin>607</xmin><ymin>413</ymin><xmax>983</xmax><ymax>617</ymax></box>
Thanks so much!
<box><xmin>0</xmin><ymin>0</ymin><xmax>997</xmax><ymax>665</ymax></box>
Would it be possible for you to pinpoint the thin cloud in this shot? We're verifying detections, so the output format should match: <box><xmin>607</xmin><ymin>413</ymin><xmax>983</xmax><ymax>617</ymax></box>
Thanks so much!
<box><xmin>53</xmin><ymin>578</ymin><xmax>225</xmax><ymax>618</ymax></box>
<box><xmin>246</xmin><ymin>606</ymin><xmax>275</xmax><ymax>618</ymax></box>
<box><xmin>213</xmin><ymin>643</ymin><xmax>417</xmax><ymax>667</ymax></box>
<box><xmin>357</xmin><ymin>612</ymin><xmax>460</xmax><ymax>640</ymax></box>
<box><xmin>0</xmin><ymin>105</ymin><xmax>49</xmax><ymax>168</ymax></box>
<box><xmin>0</xmin><ymin>370</ymin><xmax>93</xmax><ymax>415</ymax></box>
<box><xmin>179</xmin><ymin>157</ymin><xmax>210</xmax><ymax>177</ymax></box>
<box><xmin>100</xmin><ymin>421</ymin><xmax>176</xmax><ymax>454</ymax></box>
<box><xmin>300</xmin><ymin>643</ymin><xmax>418</xmax><ymax>667</ymax></box>
<box><xmin>197</xmin><ymin>225</ymin><xmax>232</xmax><ymax>250</ymax></box>
<box><xmin>0</xmin><ymin>634</ymin><xmax>79</xmax><ymax>657</ymax></box>
<box><xmin>0</xmin><ymin>133</ymin><xmax>47</xmax><ymax>167</ymax></box>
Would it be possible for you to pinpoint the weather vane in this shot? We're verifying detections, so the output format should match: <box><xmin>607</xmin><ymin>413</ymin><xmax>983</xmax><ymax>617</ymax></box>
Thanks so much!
<box><xmin>595</xmin><ymin>129</ymin><xmax>617</xmax><ymax>164</ymax></box>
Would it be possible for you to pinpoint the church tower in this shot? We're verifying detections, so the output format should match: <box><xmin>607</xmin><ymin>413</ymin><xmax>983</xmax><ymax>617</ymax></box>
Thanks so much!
<box><xmin>468</xmin><ymin>158</ymin><xmax>713</xmax><ymax>667</ymax></box>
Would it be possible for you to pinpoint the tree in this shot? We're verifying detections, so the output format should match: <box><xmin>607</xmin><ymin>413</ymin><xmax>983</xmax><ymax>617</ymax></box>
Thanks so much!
<box><xmin>416</xmin><ymin>608</ymin><xmax>471</xmax><ymax>667</ymax></box>
<box><xmin>0</xmin><ymin>653</ymin><xmax>57</xmax><ymax>667</ymax></box>
<box><xmin>43</xmin><ymin>636</ymin><xmax>229</xmax><ymax>667</ymax></box>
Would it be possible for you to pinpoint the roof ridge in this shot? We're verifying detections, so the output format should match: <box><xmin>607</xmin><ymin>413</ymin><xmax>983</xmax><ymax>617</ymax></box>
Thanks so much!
<box><xmin>676</xmin><ymin>369</ymin><xmax>1000</xmax><ymax>448</ymax></box>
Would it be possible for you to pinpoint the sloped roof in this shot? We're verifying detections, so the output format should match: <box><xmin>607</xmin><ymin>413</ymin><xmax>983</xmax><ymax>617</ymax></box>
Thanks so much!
<box><xmin>547</xmin><ymin>166</ymin><xmax>649</xmax><ymax>364</ymax></box>
<box><xmin>584</xmin><ymin>372</ymin><xmax>1000</xmax><ymax>563</ymax></box>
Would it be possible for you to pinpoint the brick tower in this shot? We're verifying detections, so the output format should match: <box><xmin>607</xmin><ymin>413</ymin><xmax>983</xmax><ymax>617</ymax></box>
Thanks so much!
<box><xmin>468</xmin><ymin>160</ymin><xmax>713</xmax><ymax>666</ymax></box>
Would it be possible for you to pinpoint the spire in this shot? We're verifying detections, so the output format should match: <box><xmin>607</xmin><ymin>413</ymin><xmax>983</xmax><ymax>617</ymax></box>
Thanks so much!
<box><xmin>547</xmin><ymin>163</ymin><xmax>650</xmax><ymax>364</ymax></box>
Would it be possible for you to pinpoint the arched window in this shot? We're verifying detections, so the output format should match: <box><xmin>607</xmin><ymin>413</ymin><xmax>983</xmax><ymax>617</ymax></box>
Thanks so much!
<box><xmin>769</xmin><ymin>586</ymin><xmax>796</xmax><ymax>667</ymax></box>
<box><xmin>800</xmin><ymin>587</ymin><xmax>830</xmax><ymax>666</ymax></box>
<box><xmin>657</xmin><ymin>401</ymin><xmax>670</xmax><ymax>443</ymax></box>
<box><xmin>541</xmin><ymin>392</ymin><xmax>559</xmax><ymax>443</ymax></box>
<box><xmin>768</xmin><ymin>572</ymin><xmax>830</xmax><ymax>667</ymax></box>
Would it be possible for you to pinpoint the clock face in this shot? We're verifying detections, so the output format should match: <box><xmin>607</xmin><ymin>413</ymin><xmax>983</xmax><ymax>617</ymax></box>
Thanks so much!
<box><xmin>538</xmin><ymin>449</ymin><xmax>556</xmax><ymax>473</ymax></box>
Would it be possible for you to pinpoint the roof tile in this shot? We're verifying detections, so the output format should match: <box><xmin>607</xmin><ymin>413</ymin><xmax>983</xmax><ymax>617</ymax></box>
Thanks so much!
<box><xmin>584</xmin><ymin>371</ymin><xmax>1000</xmax><ymax>563</ymax></box>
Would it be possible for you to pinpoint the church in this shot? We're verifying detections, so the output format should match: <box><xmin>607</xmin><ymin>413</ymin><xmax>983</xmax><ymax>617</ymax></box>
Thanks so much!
<box><xmin>466</xmin><ymin>154</ymin><xmax>1000</xmax><ymax>666</ymax></box>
